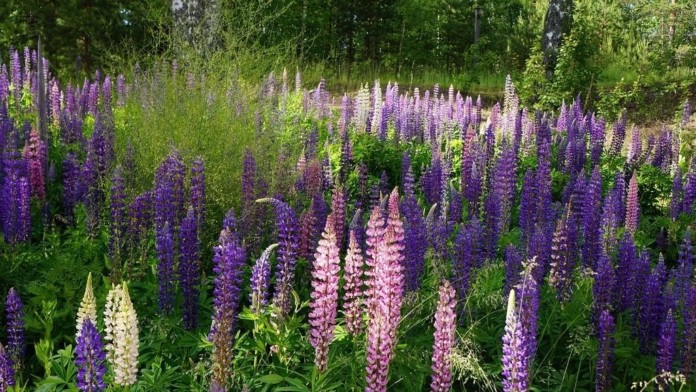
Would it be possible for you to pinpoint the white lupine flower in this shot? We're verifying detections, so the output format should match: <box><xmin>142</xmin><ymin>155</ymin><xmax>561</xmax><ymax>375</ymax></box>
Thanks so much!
<box><xmin>103</xmin><ymin>283</ymin><xmax>139</xmax><ymax>386</ymax></box>
<box><xmin>76</xmin><ymin>273</ymin><xmax>97</xmax><ymax>338</ymax></box>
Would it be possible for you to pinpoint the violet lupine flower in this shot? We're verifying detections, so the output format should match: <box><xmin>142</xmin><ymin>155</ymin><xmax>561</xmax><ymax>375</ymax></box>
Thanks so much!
<box><xmin>155</xmin><ymin>151</ymin><xmax>186</xmax><ymax>236</ymax></box>
<box><xmin>75</xmin><ymin>319</ymin><xmax>107</xmax><ymax>392</ymax></box>
<box><xmin>609</xmin><ymin>113</ymin><xmax>626</xmax><ymax>156</ymax></box>
<box><xmin>190</xmin><ymin>157</ymin><xmax>206</xmax><ymax>235</ymax></box>
<box><xmin>128</xmin><ymin>190</ymin><xmax>153</xmax><ymax>250</ymax></box>
<box><xmin>638</xmin><ymin>266</ymin><xmax>664</xmax><ymax>354</ymax></box>
<box><xmin>483</xmin><ymin>192</ymin><xmax>501</xmax><ymax>261</ymax></box>
<box><xmin>309</xmin><ymin>212</ymin><xmax>341</xmax><ymax>373</ymax></box>
<box><xmin>209</xmin><ymin>228</ymin><xmax>246</xmax><ymax>392</ymax></box>
<box><xmin>504</xmin><ymin>245</ymin><xmax>522</xmax><ymax>298</ymax></box>
<box><xmin>590</xmin><ymin>118</ymin><xmax>605</xmax><ymax>166</ymax></box>
<box><xmin>1</xmin><ymin>156</ymin><xmax>31</xmax><ymax>244</ymax></box>
<box><xmin>453</xmin><ymin>219</ymin><xmax>483</xmax><ymax>302</ymax></box>
<box><xmin>493</xmin><ymin>144</ymin><xmax>518</xmax><ymax>234</ymax></box>
<box><xmin>401</xmin><ymin>153</ymin><xmax>415</xmax><ymax>199</ymax></box>
<box><xmin>156</xmin><ymin>222</ymin><xmax>175</xmax><ymax>314</ymax></box>
<box><xmin>625</xmin><ymin>172</ymin><xmax>639</xmax><ymax>235</ymax></box>
<box><xmin>596</xmin><ymin>309</ymin><xmax>615</xmax><ymax>392</ymax></box>
<box><xmin>501</xmin><ymin>289</ymin><xmax>529</xmax><ymax>392</ymax></box>
<box><xmin>675</xmin><ymin>230</ymin><xmax>694</xmax><ymax>313</ymax></box>
<box><xmin>62</xmin><ymin>153</ymin><xmax>83</xmax><ymax>219</ymax></box>
<box><xmin>617</xmin><ymin>233</ymin><xmax>638</xmax><ymax>313</ymax></box>
<box><xmin>5</xmin><ymin>288</ymin><xmax>24</xmax><ymax>367</ymax></box>
<box><xmin>683</xmin><ymin>171</ymin><xmax>696</xmax><ymax>215</ymax></box>
<box><xmin>430</xmin><ymin>280</ymin><xmax>457</xmax><ymax>392</ymax></box>
<box><xmin>365</xmin><ymin>189</ymin><xmax>405</xmax><ymax>392</ymax></box>
<box><xmin>23</xmin><ymin>129</ymin><xmax>46</xmax><ymax>200</ymax></box>
<box><xmin>180</xmin><ymin>208</ymin><xmax>200</xmax><ymax>330</ymax></box>
<box><xmin>593</xmin><ymin>254</ymin><xmax>616</xmax><ymax>323</ymax></box>
<box><xmin>656</xmin><ymin>309</ymin><xmax>677</xmax><ymax>390</ymax></box>
<box><xmin>549</xmin><ymin>217</ymin><xmax>573</xmax><ymax>302</ymax></box>
<box><xmin>583</xmin><ymin>167</ymin><xmax>603</xmax><ymax>268</ymax></box>
<box><xmin>257</xmin><ymin>198</ymin><xmax>299</xmax><ymax>319</ymax></box>
<box><xmin>681</xmin><ymin>283</ymin><xmax>696</xmax><ymax>378</ymax></box>
<box><xmin>250</xmin><ymin>244</ymin><xmax>278</xmax><ymax>314</ymax></box>
<box><xmin>222</xmin><ymin>208</ymin><xmax>237</xmax><ymax>233</ymax></box>
<box><xmin>670</xmin><ymin>168</ymin><xmax>682</xmax><ymax>220</ymax></box>
<box><xmin>343</xmin><ymin>230</ymin><xmax>365</xmax><ymax>336</ymax></box>
<box><xmin>109</xmin><ymin>166</ymin><xmax>127</xmax><ymax>280</ymax></box>
<box><xmin>627</xmin><ymin>127</ymin><xmax>642</xmax><ymax>165</ymax></box>
<box><xmin>0</xmin><ymin>343</ymin><xmax>14</xmax><ymax>391</ymax></box>
<box><xmin>517</xmin><ymin>259</ymin><xmax>540</xmax><ymax>366</ymax></box>
<box><xmin>402</xmin><ymin>195</ymin><xmax>427</xmax><ymax>292</ymax></box>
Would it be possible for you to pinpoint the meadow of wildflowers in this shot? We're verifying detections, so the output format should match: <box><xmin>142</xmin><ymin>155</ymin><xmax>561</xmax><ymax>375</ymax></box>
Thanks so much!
<box><xmin>0</xmin><ymin>47</ymin><xmax>695</xmax><ymax>391</ymax></box>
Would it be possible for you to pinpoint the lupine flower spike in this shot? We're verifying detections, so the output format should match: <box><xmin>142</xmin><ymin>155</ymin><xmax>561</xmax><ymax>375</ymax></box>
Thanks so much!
<box><xmin>501</xmin><ymin>289</ymin><xmax>529</xmax><ymax>392</ymax></box>
<box><xmin>103</xmin><ymin>283</ymin><xmax>139</xmax><ymax>386</ymax></box>
<box><xmin>75</xmin><ymin>319</ymin><xmax>107</xmax><ymax>392</ymax></box>
<box><xmin>430</xmin><ymin>280</ymin><xmax>457</xmax><ymax>392</ymax></box>
<box><xmin>76</xmin><ymin>273</ymin><xmax>97</xmax><ymax>338</ymax></box>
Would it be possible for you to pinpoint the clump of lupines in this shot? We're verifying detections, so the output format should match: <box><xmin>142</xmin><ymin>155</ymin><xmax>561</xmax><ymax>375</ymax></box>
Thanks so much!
<box><xmin>75</xmin><ymin>319</ymin><xmax>107</xmax><ymax>392</ymax></box>
<box><xmin>625</xmin><ymin>172</ymin><xmax>639</xmax><ymax>235</ymax></box>
<box><xmin>0</xmin><ymin>343</ymin><xmax>14</xmax><ymax>391</ymax></box>
<box><xmin>76</xmin><ymin>273</ymin><xmax>97</xmax><ymax>338</ymax></box>
<box><xmin>501</xmin><ymin>289</ymin><xmax>529</xmax><ymax>392</ymax></box>
<box><xmin>257</xmin><ymin>198</ymin><xmax>299</xmax><ymax>319</ymax></box>
<box><xmin>5</xmin><ymin>288</ymin><xmax>23</xmax><ymax>367</ymax></box>
<box><xmin>309</xmin><ymin>212</ymin><xmax>341</xmax><ymax>373</ymax></box>
<box><xmin>22</xmin><ymin>128</ymin><xmax>46</xmax><ymax>200</ymax></box>
<box><xmin>103</xmin><ymin>283</ymin><xmax>139</xmax><ymax>387</ymax></box>
<box><xmin>250</xmin><ymin>244</ymin><xmax>278</xmax><ymax>314</ymax></box>
<box><xmin>430</xmin><ymin>280</ymin><xmax>456</xmax><ymax>392</ymax></box>
<box><xmin>596</xmin><ymin>309</ymin><xmax>615</xmax><ymax>392</ymax></box>
<box><xmin>209</xmin><ymin>228</ymin><xmax>246</xmax><ymax>392</ymax></box>
<box><xmin>180</xmin><ymin>208</ymin><xmax>200</xmax><ymax>330</ymax></box>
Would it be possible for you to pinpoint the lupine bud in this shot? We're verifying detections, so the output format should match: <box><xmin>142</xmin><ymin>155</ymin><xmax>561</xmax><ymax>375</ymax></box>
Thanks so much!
<box><xmin>430</xmin><ymin>281</ymin><xmax>456</xmax><ymax>392</ymax></box>
<box><xmin>75</xmin><ymin>319</ymin><xmax>107</xmax><ymax>392</ymax></box>
<box><xmin>76</xmin><ymin>273</ymin><xmax>97</xmax><ymax>338</ymax></box>
<box><xmin>104</xmin><ymin>283</ymin><xmax>139</xmax><ymax>386</ymax></box>
<box><xmin>309</xmin><ymin>213</ymin><xmax>341</xmax><ymax>373</ymax></box>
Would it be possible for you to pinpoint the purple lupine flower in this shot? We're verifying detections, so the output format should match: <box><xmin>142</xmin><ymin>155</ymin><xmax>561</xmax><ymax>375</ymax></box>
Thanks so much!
<box><xmin>128</xmin><ymin>190</ymin><xmax>152</xmax><ymax>249</ymax></box>
<box><xmin>596</xmin><ymin>309</ymin><xmax>615</xmax><ymax>392</ymax></box>
<box><xmin>309</xmin><ymin>212</ymin><xmax>341</xmax><ymax>373</ymax></box>
<box><xmin>449</xmin><ymin>186</ymin><xmax>463</xmax><ymax>225</ymax></box>
<box><xmin>190</xmin><ymin>157</ymin><xmax>206</xmax><ymax>236</ymax></box>
<box><xmin>62</xmin><ymin>153</ymin><xmax>82</xmax><ymax>219</ymax></box>
<box><xmin>298</xmin><ymin>208</ymin><xmax>317</xmax><ymax>262</ymax></box>
<box><xmin>1</xmin><ymin>156</ymin><xmax>31</xmax><ymax>244</ymax></box>
<box><xmin>209</xmin><ymin>228</ymin><xmax>246</xmax><ymax>391</ymax></box>
<box><xmin>681</xmin><ymin>283</ymin><xmax>696</xmax><ymax>378</ymax></box>
<box><xmin>638</xmin><ymin>265</ymin><xmax>664</xmax><ymax>354</ymax></box>
<box><xmin>627</xmin><ymin>127</ymin><xmax>642</xmax><ymax>165</ymax></box>
<box><xmin>519</xmin><ymin>169</ymin><xmax>537</xmax><ymax>248</ymax></box>
<box><xmin>493</xmin><ymin>144</ymin><xmax>518</xmax><ymax>234</ymax></box>
<box><xmin>357</xmin><ymin>162</ymin><xmax>369</xmax><ymax>210</ymax></box>
<box><xmin>609</xmin><ymin>113</ymin><xmax>626</xmax><ymax>156</ymax></box>
<box><xmin>682</xmin><ymin>171</ymin><xmax>696</xmax><ymax>215</ymax></box>
<box><xmin>675</xmin><ymin>230</ymin><xmax>694</xmax><ymax>313</ymax></box>
<box><xmin>257</xmin><ymin>198</ymin><xmax>299</xmax><ymax>319</ymax></box>
<box><xmin>453</xmin><ymin>219</ymin><xmax>482</xmax><ymax>302</ymax></box>
<box><xmin>517</xmin><ymin>258</ymin><xmax>540</xmax><ymax>367</ymax></box>
<box><xmin>617</xmin><ymin>233</ymin><xmax>638</xmax><ymax>313</ymax></box>
<box><xmin>365</xmin><ymin>189</ymin><xmax>405</xmax><ymax>392</ymax></box>
<box><xmin>593</xmin><ymin>254</ymin><xmax>616</xmax><ymax>323</ymax></box>
<box><xmin>483</xmin><ymin>192</ymin><xmax>500</xmax><ymax>261</ymax></box>
<box><xmin>116</xmin><ymin>74</ymin><xmax>126</xmax><ymax>106</ymax></box>
<box><xmin>625</xmin><ymin>172</ymin><xmax>639</xmax><ymax>235</ymax></box>
<box><xmin>549</xmin><ymin>217</ymin><xmax>573</xmax><ymax>302</ymax></box>
<box><xmin>222</xmin><ymin>208</ymin><xmax>237</xmax><ymax>233</ymax></box>
<box><xmin>670</xmin><ymin>168</ymin><xmax>682</xmax><ymax>220</ymax></box>
<box><xmin>401</xmin><ymin>195</ymin><xmax>427</xmax><ymax>292</ymax></box>
<box><xmin>250</xmin><ymin>244</ymin><xmax>277</xmax><ymax>314</ymax></box>
<box><xmin>109</xmin><ymin>166</ymin><xmax>127</xmax><ymax>280</ymax></box>
<box><xmin>535</xmin><ymin>141</ymin><xmax>553</xmax><ymax>228</ymax></box>
<box><xmin>501</xmin><ymin>289</ymin><xmax>530</xmax><ymax>392</ymax></box>
<box><xmin>180</xmin><ymin>208</ymin><xmax>200</xmax><ymax>330</ymax></box>
<box><xmin>583</xmin><ymin>166</ymin><xmax>603</xmax><ymax>268</ymax></box>
<box><xmin>430</xmin><ymin>280</ymin><xmax>456</xmax><ymax>392</ymax></box>
<box><xmin>156</xmin><ymin>222</ymin><xmax>175</xmax><ymax>314</ymax></box>
<box><xmin>343</xmin><ymin>230</ymin><xmax>365</xmax><ymax>336</ymax></box>
<box><xmin>504</xmin><ymin>245</ymin><xmax>523</xmax><ymax>298</ymax></box>
<box><xmin>401</xmin><ymin>153</ymin><xmax>415</xmax><ymax>199</ymax></box>
<box><xmin>656</xmin><ymin>310</ymin><xmax>677</xmax><ymax>390</ymax></box>
<box><xmin>5</xmin><ymin>288</ymin><xmax>24</xmax><ymax>367</ymax></box>
<box><xmin>23</xmin><ymin>129</ymin><xmax>46</xmax><ymax>200</ymax></box>
<box><xmin>590</xmin><ymin>118</ymin><xmax>605</xmax><ymax>166</ymax></box>
<box><xmin>0</xmin><ymin>343</ymin><xmax>14</xmax><ymax>391</ymax></box>
<box><xmin>155</xmin><ymin>151</ymin><xmax>186</xmax><ymax>237</ymax></box>
<box><xmin>75</xmin><ymin>319</ymin><xmax>107</xmax><ymax>392</ymax></box>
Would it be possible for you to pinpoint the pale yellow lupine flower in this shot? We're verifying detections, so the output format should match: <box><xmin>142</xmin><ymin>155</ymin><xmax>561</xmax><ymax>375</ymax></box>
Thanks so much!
<box><xmin>75</xmin><ymin>273</ymin><xmax>97</xmax><ymax>338</ymax></box>
<box><xmin>103</xmin><ymin>282</ymin><xmax>139</xmax><ymax>386</ymax></box>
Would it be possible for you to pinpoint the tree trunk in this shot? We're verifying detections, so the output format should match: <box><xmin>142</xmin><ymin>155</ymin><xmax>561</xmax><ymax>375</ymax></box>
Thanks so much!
<box><xmin>541</xmin><ymin>0</ymin><xmax>574</xmax><ymax>78</ymax></box>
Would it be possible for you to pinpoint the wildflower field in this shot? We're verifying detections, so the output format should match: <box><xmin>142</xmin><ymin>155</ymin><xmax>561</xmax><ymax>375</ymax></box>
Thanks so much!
<box><xmin>0</xmin><ymin>47</ymin><xmax>696</xmax><ymax>392</ymax></box>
